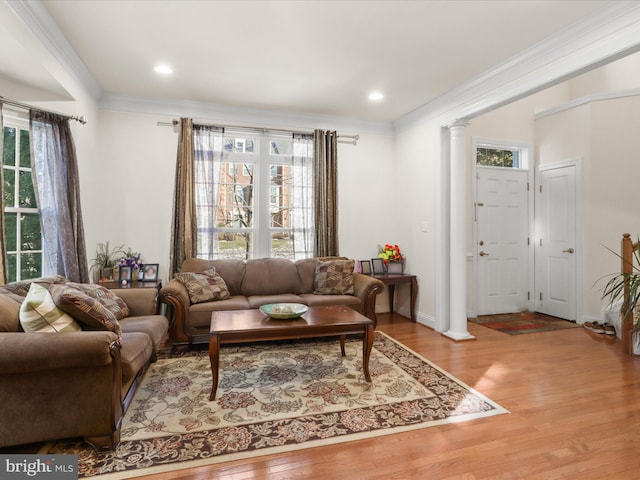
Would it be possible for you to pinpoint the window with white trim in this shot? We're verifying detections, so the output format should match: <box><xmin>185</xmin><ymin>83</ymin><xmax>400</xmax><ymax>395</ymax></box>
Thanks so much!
<box><xmin>2</xmin><ymin>114</ymin><xmax>43</xmax><ymax>281</ymax></box>
<box><xmin>194</xmin><ymin>128</ymin><xmax>314</xmax><ymax>260</ymax></box>
<box><xmin>476</xmin><ymin>144</ymin><xmax>528</xmax><ymax>169</ymax></box>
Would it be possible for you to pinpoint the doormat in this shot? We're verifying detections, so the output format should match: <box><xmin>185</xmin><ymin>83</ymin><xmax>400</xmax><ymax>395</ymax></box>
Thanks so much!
<box><xmin>470</xmin><ymin>311</ymin><xmax>581</xmax><ymax>335</ymax></box>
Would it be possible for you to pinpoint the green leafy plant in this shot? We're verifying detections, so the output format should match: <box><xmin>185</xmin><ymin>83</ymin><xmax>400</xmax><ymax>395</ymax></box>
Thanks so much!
<box><xmin>90</xmin><ymin>241</ymin><xmax>124</xmax><ymax>270</ymax></box>
<box><xmin>599</xmin><ymin>239</ymin><xmax>640</xmax><ymax>321</ymax></box>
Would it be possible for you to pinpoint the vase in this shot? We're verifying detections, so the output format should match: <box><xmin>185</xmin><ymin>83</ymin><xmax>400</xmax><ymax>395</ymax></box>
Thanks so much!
<box><xmin>131</xmin><ymin>268</ymin><xmax>140</xmax><ymax>282</ymax></box>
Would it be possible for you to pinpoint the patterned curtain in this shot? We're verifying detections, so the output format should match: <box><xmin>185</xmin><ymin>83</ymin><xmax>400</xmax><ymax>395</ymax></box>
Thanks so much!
<box><xmin>29</xmin><ymin>111</ymin><xmax>89</xmax><ymax>282</ymax></box>
<box><xmin>169</xmin><ymin>118</ymin><xmax>196</xmax><ymax>276</ymax></box>
<box><xmin>313</xmin><ymin>129</ymin><xmax>339</xmax><ymax>257</ymax></box>
<box><xmin>0</xmin><ymin>106</ymin><xmax>7</xmax><ymax>283</ymax></box>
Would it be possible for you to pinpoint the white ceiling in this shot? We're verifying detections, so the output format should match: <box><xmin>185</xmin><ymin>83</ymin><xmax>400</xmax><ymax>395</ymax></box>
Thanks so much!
<box><xmin>1</xmin><ymin>0</ymin><xmax>621</xmax><ymax>124</ymax></box>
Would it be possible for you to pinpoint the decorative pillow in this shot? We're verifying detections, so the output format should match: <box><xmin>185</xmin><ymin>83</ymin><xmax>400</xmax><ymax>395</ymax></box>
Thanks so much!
<box><xmin>49</xmin><ymin>284</ymin><xmax>121</xmax><ymax>337</ymax></box>
<box><xmin>174</xmin><ymin>272</ymin><xmax>215</xmax><ymax>304</ymax></box>
<box><xmin>19</xmin><ymin>283</ymin><xmax>82</xmax><ymax>333</ymax></box>
<box><xmin>313</xmin><ymin>259</ymin><xmax>355</xmax><ymax>295</ymax></box>
<box><xmin>202</xmin><ymin>268</ymin><xmax>231</xmax><ymax>300</ymax></box>
<box><xmin>64</xmin><ymin>282</ymin><xmax>129</xmax><ymax>319</ymax></box>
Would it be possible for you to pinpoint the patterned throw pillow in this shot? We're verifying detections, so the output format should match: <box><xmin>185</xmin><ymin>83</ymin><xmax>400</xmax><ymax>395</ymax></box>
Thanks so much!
<box><xmin>49</xmin><ymin>284</ymin><xmax>122</xmax><ymax>338</ymax></box>
<box><xmin>20</xmin><ymin>283</ymin><xmax>82</xmax><ymax>333</ymax></box>
<box><xmin>202</xmin><ymin>268</ymin><xmax>231</xmax><ymax>300</ymax></box>
<box><xmin>313</xmin><ymin>259</ymin><xmax>355</xmax><ymax>295</ymax></box>
<box><xmin>64</xmin><ymin>282</ymin><xmax>130</xmax><ymax>319</ymax></box>
<box><xmin>174</xmin><ymin>272</ymin><xmax>215</xmax><ymax>304</ymax></box>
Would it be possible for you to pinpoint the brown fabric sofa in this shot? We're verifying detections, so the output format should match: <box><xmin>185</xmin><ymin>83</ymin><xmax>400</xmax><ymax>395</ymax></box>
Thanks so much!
<box><xmin>0</xmin><ymin>276</ymin><xmax>168</xmax><ymax>451</ymax></box>
<box><xmin>159</xmin><ymin>257</ymin><xmax>384</xmax><ymax>346</ymax></box>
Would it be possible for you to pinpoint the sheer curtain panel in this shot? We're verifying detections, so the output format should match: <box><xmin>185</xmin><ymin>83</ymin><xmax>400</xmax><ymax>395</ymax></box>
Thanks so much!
<box><xmin>29</xmin><ymin>111</ymin><xmax>89</xmax><ymax>282</ymax></box>
<box><xmin>0</xmin><ymin>106</ymin><xmax>7</xmax><ymax>283</ymax></box>
<box><xmin>313</xmin><ymin>130</ymin><xmax>339</xmax><ymax>257</ymax></box>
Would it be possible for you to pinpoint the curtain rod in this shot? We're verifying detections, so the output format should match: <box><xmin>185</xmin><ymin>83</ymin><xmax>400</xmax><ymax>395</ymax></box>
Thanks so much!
<box><xmin>157</xmin><ymin>120</ymin><xmax>359</xmax><ymax>145</ymax></box>
<box><xmin>0</xmin><ymin>97</ymin><xmax>87</xmax><ymax>125</ymax></box>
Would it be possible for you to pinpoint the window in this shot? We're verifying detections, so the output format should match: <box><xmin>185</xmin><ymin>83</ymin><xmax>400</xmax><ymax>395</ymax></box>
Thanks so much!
<box><xmin>476</xmin><ymin>146</ymin><xmax>526</xmax><ymax>168</ymax></box>
<box><xmin>194</xmin><ymin>128</ymin><xmax>314</xmax><ymax>260</ymax></box>
<box><xmin>2</xmin><ymin>116</ymin><xmax>43</xmax><ymax>281</ymax></box>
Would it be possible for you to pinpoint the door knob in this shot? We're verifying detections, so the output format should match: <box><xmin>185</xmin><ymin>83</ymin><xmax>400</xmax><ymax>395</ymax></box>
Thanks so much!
<box><xmin>562</xmin><ymin>248</ymin><xmax>575</xmax><ymax>254</ymax></box>
<box><xmin>479</xmin><ymin>251</ymin><xmax>490</xmax><ymax>256</ymax></box>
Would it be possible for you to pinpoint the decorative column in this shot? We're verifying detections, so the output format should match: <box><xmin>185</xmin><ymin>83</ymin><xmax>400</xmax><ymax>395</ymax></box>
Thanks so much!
<box><xmin>443</xmin><ymin>120</ymin><xmax>475</xmax><ymax>341</ymax></box>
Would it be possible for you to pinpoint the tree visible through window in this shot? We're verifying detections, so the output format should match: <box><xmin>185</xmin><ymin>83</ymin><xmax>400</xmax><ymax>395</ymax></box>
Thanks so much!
<box><xmin>2</xmin><ymin>120</ymin><xmax>43</xmax><ymax>281</ymax></box>
<box><xmin>476</xmin><ymin>147</ymin><xmax>520</xmax><ymax>168</ymax></box>
<box><xmin>194</xmin><ymin>128</ymin><xmax>314</xmax><ymax>260</ymax></box>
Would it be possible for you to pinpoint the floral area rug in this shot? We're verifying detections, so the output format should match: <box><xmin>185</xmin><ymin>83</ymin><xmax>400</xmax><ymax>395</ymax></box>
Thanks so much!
<box><xmin>470</xmin><ymin>311</ymin><xmax>581</xmax><ymax>335</ymax></box>
<box><xmin>44</xmin><ymin>332</ymin><xmax>508</xmax><ymax>479</ymax></box>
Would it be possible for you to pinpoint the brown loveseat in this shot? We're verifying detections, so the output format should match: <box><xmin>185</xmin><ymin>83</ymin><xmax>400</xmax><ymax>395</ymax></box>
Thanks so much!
<box><xmin>159</xmin><ymin>257</ymin><xmax>384</xmax><ymax>346</ymax></box>
<box><xmin>0</xmin><ymin>276</ymin><xmax>168</xmax><ymax>451</ymax></box>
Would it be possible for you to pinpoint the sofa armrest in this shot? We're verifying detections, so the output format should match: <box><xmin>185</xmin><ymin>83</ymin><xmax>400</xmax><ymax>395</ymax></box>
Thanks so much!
<box><xmin>0</xmin><ymin>331</ymin><xmax>119</xmax><ymax>374</ymax></box>
<box><xmin>158</xmin><ymin>279</ymin><xmax>191</xmax><ymax>344</ymax></box>
<box><xmin>0</xmin><ymin>331</ymin><xmax>123</xmax><ymax>449</ymax></box>
<box><xmin>353</xmin><ymin>273</ymin><xmax>384</xmax><ymax>324</ymax></box>
<box><xmin>113</xmin><ymin>288</ymin><xmax>159</xmax><ymax>316</ymax></box>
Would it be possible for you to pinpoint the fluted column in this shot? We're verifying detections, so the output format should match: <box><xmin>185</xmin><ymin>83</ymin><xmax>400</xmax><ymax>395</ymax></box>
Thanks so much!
<box><xmin>443</xmin><ymin>120</ymin><xmax>475</xmax><ymax>341</ymax></box>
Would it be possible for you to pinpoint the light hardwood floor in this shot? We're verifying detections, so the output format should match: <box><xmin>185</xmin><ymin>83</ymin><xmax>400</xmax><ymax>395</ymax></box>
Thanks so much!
<box><xmin>141</xmin><ymin>313</ymin><xmax>640</xmax><ymax>480</ymax></box>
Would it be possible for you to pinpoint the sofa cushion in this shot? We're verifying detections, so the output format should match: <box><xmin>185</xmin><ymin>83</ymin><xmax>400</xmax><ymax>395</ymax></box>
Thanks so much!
<box><xmin>119</xmin><ymin>315</ymin><xmax>169</xmax><ymax>350</ymax></box>
<box><xmin>242</xmin><ymin>258</ymin><xmax>301</xmax><ymax>296</ymax></box>
<box><xmin>0</xmin><ymin>295</ymin><xmax>23</xmax><ymax>332</ymax></box>
<box><xmin>182</xmin><ymin>258</ymin><xmax>245</xmax><ymax>296</ymax></box>
<box><xmin>313</xmin><ymin>258</ymin><xmax>355</xmax><ymax>295</ymax></box>
<box><xmin>65</xmin><ymin>282</ymin><xmax>130</xmax><ymax>319</ymax></box>
<box><xmin>174</xmin><ymin>272</ymin><xmax>215</xmax><ymax>304</ymax></box>
<box><xmin>50</xmin><ymin>284</ymin><xmax>122</xmax><ymax>338</ymax></box>
<box><xmin>19</xmin><ymin>283</ymin><xmax>82</xmax><ymax>333</ymax></box>
<box><xmin>203</xmin><ymin>268</ymin><xmax>231</xmax><ymax>300</ymax></box>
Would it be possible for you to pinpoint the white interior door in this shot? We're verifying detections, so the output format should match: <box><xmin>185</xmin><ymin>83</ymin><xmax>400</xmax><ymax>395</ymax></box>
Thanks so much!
<box><xmin>535</xmin><ymin>164</ymin><xmax>577</xmax><ymax>320</ymax></box>
<box><xmin>476</xmin><ymin>167</ymin><xmax>529</xmax><ymax>315</ymax></box>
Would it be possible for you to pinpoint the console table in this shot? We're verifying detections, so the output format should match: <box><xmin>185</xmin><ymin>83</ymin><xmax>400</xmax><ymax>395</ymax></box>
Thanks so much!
<box><xmin>373</xmin><ymin>273</ymin><xmax>417</xmax><ymax>322</ymax></box>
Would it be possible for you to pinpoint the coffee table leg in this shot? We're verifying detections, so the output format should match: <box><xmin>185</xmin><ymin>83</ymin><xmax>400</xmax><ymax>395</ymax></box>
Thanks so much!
<box><xmin>340</xmin><ymin>335</ymin><xmax>346</xmax><ymax>356</ymax></box>
<box><xmin>362</xmin><ymin>324</ymin><xmax>374</xmax><ymax>382</ymax></box>
<box><xmin>209</xmin><ymin>333</ymin><xmax>220</xmax><ymax>400</ymax></box>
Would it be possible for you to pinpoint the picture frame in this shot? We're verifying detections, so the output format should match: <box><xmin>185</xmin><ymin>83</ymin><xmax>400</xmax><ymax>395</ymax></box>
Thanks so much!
<box><xmin>118</xmin><ymin>266</ymin><xmax>132</xmax><ymax>283</ymax></box>
<box><xmin>387</xmin><ymin>261</ymin><xmax>405</xmax><ymax>274</ymax></box>
<box><xmin>142</xmin><ymin>264</ymin><xmax>159</xmax><ymax>282</ymax></box>
<box><xmin>358</xmin><ymin>260</ymin><xmax>372</xmax><ymax>275</ymax></box>
<box><xmin>371</xmin><ymin>258</ymin><xmax>386</xmax><ymax>274</ymax></box>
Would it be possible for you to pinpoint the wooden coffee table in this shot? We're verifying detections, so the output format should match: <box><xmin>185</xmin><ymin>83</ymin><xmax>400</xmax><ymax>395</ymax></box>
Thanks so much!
<box><xmin>208</xmin><ymin>305</ymin><xmax>374</xmax><ymax>400</ymax></box>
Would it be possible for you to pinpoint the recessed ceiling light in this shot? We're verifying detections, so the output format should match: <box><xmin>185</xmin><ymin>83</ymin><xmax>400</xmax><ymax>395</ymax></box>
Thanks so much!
<box><xmin>154</xmin><ymin>64</ymin><xmax>173</xmax><ymax>75</ymax></box>
<box><xmin>368</xmin><ymin>91</ymin><xmax>384</xmax><ymax>102</ymax></box>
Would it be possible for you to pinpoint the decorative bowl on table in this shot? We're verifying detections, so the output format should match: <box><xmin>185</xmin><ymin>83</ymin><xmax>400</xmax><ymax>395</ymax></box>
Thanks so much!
<box><xmin>260</xmin><ymin>303</ymin><xmax>309</xmax><ymax>319</ymax></box>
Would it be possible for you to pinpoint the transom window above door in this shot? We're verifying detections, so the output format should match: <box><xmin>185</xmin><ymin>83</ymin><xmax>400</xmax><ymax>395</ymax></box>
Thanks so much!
<box><xmin>476</xmin><ymin>145</ymin><xmax>528</xmax><ymax>169</ymax></box>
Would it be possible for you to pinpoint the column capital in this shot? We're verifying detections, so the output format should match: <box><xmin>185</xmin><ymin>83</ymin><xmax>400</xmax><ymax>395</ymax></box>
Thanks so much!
<box><xmin>448</xmin><ymin>119</ymin><xmax>471</xmax><ymax>129</ymax></box>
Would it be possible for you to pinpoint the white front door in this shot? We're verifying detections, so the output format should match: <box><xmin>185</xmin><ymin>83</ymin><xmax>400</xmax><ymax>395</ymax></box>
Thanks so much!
<box><xmin>535</xmin><ymin>164</ymin><xmax>577</xmax><ymax>320</ymax></box>
<box><xmin>476</xmin><ymin>167</ymin><xmax>530</xmax><ymax>315</ymax></box>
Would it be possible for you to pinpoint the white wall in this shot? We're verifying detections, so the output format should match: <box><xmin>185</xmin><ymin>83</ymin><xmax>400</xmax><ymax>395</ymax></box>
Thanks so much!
<box><xmin>83</xmin><ymin>110</ymin><xmax>397</xmax><ymax>285</ymax></box>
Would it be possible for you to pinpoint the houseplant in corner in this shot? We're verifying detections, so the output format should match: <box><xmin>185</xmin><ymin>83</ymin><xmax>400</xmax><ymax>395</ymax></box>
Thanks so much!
<box><xmin>90</xmin><ymin>241</ymin><xmax>124</xmax><ymax>283</ymax></box>
<box><xmin>599</xmin><ymin>238</ymin><xmax>640</xmax><ymax>352</ymax></box>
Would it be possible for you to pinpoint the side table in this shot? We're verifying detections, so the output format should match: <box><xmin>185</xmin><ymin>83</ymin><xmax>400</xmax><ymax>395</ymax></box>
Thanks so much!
<box><xmin>372</xmin><ymin>273</ymin><xmax>417</xmax><ymax>322</ymax></box>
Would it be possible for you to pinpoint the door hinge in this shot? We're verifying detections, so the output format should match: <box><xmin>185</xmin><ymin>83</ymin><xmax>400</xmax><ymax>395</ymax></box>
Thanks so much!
<box><xmin>528</xmin><ymin>291</ymin><xmax>530</xmax><ymax>300</ymax></box>
<box><xmin>540</xmin><ymin>238</ymin><xmax>542</xmax><ymax>246</ymax></box>
<box><xmin>527</xmin><ymin>237</ymin><xmax>530</xmax><ymax>246</ymax></box>
<box><xmin>527</xmin><ymin>182</ymin><xmax>530</xmax><ymax>191</ymax></box>
<box><xmin>539</xmin><ymin>292</ymin><xmax>543</xmax><ymax>301</ymax></box>
<box><xmin>539</xmin><ymin>185</ymin><xmax>542</xmax><ymax>193</ymax></box>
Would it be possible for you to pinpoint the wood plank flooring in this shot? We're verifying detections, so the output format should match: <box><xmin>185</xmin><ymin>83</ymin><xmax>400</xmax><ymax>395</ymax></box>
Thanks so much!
<box><xmin>140</xmin><ymin>313</ymin><xmax>640</xmax><ymax>480</ymax></box>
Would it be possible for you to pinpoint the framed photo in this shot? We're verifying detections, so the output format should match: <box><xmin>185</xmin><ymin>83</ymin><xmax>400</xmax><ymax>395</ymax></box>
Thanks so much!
<box><xmin>387</xmin><ymin>261</ymin><xmax>404</xmax><ymax>274</ymax></box>
<box><xmin>118</xmin><ymin>266</ymin><xmax>132</xmax><ymax>282</ymax></box>
<box><xmin>142</xmin><ymin>264</ymin><xmax>159</xmax><ymax>281</ymax></box>
<box><xmin>371</xmin><ymin>258</ymin><xmax>386</xmax><ymax>274</ymax></box>
<box><xmin>358</xmin><ymin>260</ymin><xmax>372</xmax><ymax>275</ymax></box>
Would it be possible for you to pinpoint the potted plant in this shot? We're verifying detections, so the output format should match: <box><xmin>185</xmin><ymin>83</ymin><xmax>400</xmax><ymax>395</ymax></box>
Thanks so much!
<box><xmin>600</xmin><ymin>237</ymin><xmax>640</xmax><ymax>352</ymax></box>
<box><xmin>90</xmin><ymin>242</ymin><xmax>124</xmax><ymax>283</ymax></box>
<box><xmin>119</xmin><ymin>248</ymin><xmax>144</xmax><ymax>281</ymax></box>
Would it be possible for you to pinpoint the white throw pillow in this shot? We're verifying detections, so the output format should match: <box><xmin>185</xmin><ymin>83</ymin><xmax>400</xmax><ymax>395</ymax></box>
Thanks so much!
<box><xmin>20</xmin><ymin>283</ymin><xmax>82</xmax><ymax>333</ymax></box>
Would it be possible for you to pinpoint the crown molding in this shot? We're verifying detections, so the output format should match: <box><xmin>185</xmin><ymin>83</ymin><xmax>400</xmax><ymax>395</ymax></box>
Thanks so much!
<box><xmin>7</xmin><ymin>0</ymin><xmax>103</xmax><ymax>100</ymax></box>
<box><xmin>395</xmin><ymin>1</ymin><xmax>640</xmax><ymax>131</ymax></box>
<box><xmin>535</xmin><ymin>88</ymin><xmax>640</xmax><ymax>120</ymax></box>
<box><xmin>100</xmin><ymin>93</ymin><xmax>395</xmax><ymax>137</ymax></box>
